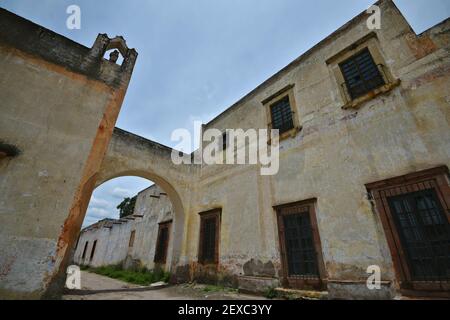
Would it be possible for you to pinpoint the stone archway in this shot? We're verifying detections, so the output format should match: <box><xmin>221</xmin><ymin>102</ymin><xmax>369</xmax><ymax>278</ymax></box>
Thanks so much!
<box><xmin>94</xmin><ymin>128</ymin><xmax>198</xmax><ymax>272</ymax></box>
<box><xmin>93</xmin><ymin>171</ymin><xmax>186</xmax><ymax>273</ymax></box>
<box><xmin>44</xmin><ymin>128</ymin><xmax>197</xmax><ymax>297</ymax></box>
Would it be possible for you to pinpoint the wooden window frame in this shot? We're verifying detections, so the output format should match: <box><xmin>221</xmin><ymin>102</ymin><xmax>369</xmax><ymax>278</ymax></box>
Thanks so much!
<box><xmin>198</xmin><ymin>209</ymin><xmax>221</xmax><ymax>265</ymax></box>
<box><xmin>129</xmin><ymin>230</ymin><xmax>136</xmax><ymax>248</ymax></box>
<box><xmin>326</xmin><ymin>33</ymin><xmax>400</xmax><ymax>110</ymax></box>
<box><xmin>262</xmin><ymin>84</ymin><xmax>301</xmax><ymax>142</ymax></box>
<box><xmin>89</xmin><ymin>240</ymin><xmax>97</xmax><ymax>261</ymax></box>
<box><xmin>154</xmin><ymin>220</ymin><xmax>172</xmax><ymax>264</ymax></box>
<box><xmin>274</xmin><ymin>199</ymin><xmax>327</xmax><ymax>291</ymax></box>
<box><xmin>366</xmin><ymin>166</ymin><xmax>450</xmax><ymax>298</ymax></box>
<box><xmin>338</xmin><ymin>47</ymin><xmax>386</xmax><ymax>100</ymax></box>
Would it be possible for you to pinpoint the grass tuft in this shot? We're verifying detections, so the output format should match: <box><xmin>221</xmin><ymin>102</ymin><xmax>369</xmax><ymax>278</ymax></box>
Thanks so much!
<box><xmin>84</xmin><ymin>264</ymin><xmax>170</xmax><ymax>286</ymax></box>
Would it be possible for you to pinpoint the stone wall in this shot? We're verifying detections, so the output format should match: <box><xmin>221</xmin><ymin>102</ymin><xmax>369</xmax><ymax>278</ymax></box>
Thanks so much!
<box><xmin>178</xmin><ymin>0</ymin><xmax>450</xmax><ymax>298</ymax></box>
<box><xmin>0</xmin><ymin>9</ymin><xmax>137</xmax><ymax>299</ymax></box>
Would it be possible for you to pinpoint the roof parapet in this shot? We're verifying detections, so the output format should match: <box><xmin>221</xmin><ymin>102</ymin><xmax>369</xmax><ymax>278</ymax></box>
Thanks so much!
<box><xmin>0</xmin><ymin>8</ymin><xmax>138</xmax><ymax>88</ymax></box>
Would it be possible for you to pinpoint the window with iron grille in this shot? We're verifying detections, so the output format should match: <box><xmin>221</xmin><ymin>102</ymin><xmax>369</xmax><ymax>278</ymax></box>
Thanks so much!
<box><xmin>90</xmin><ymin>240</ymin><xmax>97</xmax><ymax>261</ymax></box>
<box><xmin>387</xmin><ymin>189</ymin><xmax>450</xmax><ymax>282</ymax></box>
<box><xmin>270</xmin><ymin>96</ymin><xmax>294</xmax><ymax>134</ymax></box>
<box><xmin>282</xmin><ymin>210</ymin><xmax>319</xmax><ymax>277</ymax></box>
<box><xmin>275</xmin><ymin>200</ymin><xmax>326</xmax><ymax>290</ymax></box>
<box><xmin>199</xmin><ymin>210</ymin><xmax>220</xmax><ymax>264</ymax></box>
<box><xmin>366</xmin><ymin>166</ymin><xmax>450</xmax><ymax>293</ymax></box>
<box><xmin>339</xmin><ymin>48</ymin><xmax>385</xmax><ymax>100</ymax></box>
<box><xmin>154</xmin><ymin>222</ymin><xmax>171</xmax><ymax>264</ymax></box>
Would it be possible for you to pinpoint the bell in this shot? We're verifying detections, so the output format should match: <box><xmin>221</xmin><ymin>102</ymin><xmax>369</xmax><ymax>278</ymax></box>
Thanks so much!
<box><xmin>109</xmin><ymin>50</ymin><xmax>120</xmax><ymax>63</ymax></box>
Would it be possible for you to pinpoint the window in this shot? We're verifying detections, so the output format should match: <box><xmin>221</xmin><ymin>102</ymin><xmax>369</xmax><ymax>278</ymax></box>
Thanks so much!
<box><xmin>81</xmin><ymin>241</ymin><xmax>88</xmax><ymax>260</ymax></box>
<box><xmin>339</xmin><ymin>48</ymin><xmax>385</xmax><ymax>100</ymax></box>
<box><xmin>366</xmin><ymin>166</ymin><xmax>450</xmax><ymax>297</ymax></box>
<box><xmin>326</xmin><ymin>33</ymin><xmax>400</xmax><ymax>109</ymax></box>
<box><xmin>388</xmin><ymin>190</ymin><xmax>450</xmax><ymax>282</ymax></box>
<box><xmin>129</xmin><ymin>230</ymin><xmax>136</xmax><ymax>248</ymax></box>
<box><xmin>283</xmin><ymin>212</ymin><xmax>318</xmax><ymax>277</ymax></box>
<box><xmin>154</xmin><ymin>221</ymin><xmax>172</xmax><ymax>264</ymax></box>
<box><xmin>275</xmin><ymin>199</ymin><xmax>326</xmax><ymax>290</ymax></box>
<box><xmin>90</xmin><ymin>240</ymin><xmax>97</xmax><ymax>261</ymax></box>
<box><xmin>198</xmin><ymin>209</ymin><xmax>221</xmax><ymax>264</ymax></box>
<box><xmin>270</xmin><ymin>96</ymin><xmax>294</xmax><ymax>134</ymax></box>
<box><xmin>262</xmin><ymin>84</ymin><xmax>301</xmax><ymax>141</ymax></box>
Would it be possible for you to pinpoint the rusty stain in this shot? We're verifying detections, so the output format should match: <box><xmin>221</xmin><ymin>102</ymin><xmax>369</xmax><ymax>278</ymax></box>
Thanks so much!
<box><xmin>408</xmin><ymin>64</ymin><xmax>450</xmax><ymax>89</ymax></box>
<box><xmin>405</xmin><ymin>33</ymin><xmax>437</xmax><ymax>60</ymax></box>
<box><xmin>46</xmin><ymin>84</ymin><xmax>129</xmax><ymax>292</ymax></box>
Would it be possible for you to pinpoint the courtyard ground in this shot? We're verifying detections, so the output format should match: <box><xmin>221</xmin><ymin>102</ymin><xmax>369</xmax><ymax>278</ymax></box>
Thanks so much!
<box><xmin>63</xmin><ymin>271</ymin><xmax>267</xmax><ymax>300</ymax></box>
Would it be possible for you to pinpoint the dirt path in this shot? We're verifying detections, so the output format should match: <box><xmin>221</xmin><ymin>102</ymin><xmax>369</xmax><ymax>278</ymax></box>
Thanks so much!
<box><xmin>63</xmin><ymin>271</ymin><xmax>266</xmax><ymax>300</ymax></box>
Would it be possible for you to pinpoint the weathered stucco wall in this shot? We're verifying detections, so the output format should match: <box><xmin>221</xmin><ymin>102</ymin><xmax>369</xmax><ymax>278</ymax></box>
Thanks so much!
<box><xmin>0</xmin><ymin>9</ymin><xmax>137</xmax><ymax>299</ymax></box>
<box><xmin>74</xmin><ymin>185</ymin><xmax>173</xmax><ymax>271</ymax></box>
<box><xmin>180</xmin><ymin>0</ymin><xmax>450</xmax><ymax>298</ymax></box>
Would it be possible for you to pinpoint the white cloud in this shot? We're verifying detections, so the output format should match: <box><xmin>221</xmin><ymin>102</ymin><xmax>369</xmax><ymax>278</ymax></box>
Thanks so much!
<box><xmin>109</xmin><ymin>187</ymin><xmax>132</xmax><ymax>199</ymax></box>
<box><xmin>83</xmin><ymin>206</ymin><xmax>119</xmax><ymax>228</ymax></box>
<box><xmin>89</xmin><ymin>196</ymin><xmax>111</xmax><ymax>209</ymax></box>
<box><xmin>87</xmin><ymin>207</ymin><xmax>111</xmax><ymax>220</ymax></box>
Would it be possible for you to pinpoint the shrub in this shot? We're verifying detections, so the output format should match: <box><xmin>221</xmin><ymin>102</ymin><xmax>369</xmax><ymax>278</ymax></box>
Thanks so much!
<box><xmin>264</xmin><ymin>287</ymin><xmax>278</xmax><ymax>299</ymax></box>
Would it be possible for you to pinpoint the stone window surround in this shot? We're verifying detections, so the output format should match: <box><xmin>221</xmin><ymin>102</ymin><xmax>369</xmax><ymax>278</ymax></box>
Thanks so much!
<box><xmin>326</xmin><ymin>32</ymin><xmax>401</xmax><ymax>110</ymax></box>
<box><xmin>262</xmin><ymin>84</ymin><xmax>302</xmax><ymax>143</ymax></box>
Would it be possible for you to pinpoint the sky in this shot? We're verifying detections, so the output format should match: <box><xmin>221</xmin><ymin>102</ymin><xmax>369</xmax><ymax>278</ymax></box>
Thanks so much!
<box><xmin>1</xmin><ymin>0</ymin><xmax>448</xmax><ymax>227</ymax></box>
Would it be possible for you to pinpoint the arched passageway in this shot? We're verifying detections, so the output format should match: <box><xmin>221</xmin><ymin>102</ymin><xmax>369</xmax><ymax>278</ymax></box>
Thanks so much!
<box><xmin>49</xmin><ymin>128</ymin><xmax>197</xmax><ymax>296</ymax></box>
<box><xmin>92</xmin><ymin>128</ymin><xmax>198</xmax><ymax>272</ymax></box>
<box><xmin>87</xmin><ymin>172</ymin><xmax>185</xmax><ymax>273</ymax></box>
